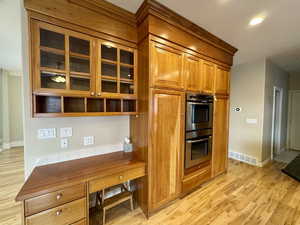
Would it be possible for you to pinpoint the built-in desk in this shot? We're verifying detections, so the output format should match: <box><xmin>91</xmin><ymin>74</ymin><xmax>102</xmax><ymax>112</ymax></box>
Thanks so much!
<box><xmin>16</xmin><ymin>151</ymin><xmax>146</xmax><ymax>225</ymax></box>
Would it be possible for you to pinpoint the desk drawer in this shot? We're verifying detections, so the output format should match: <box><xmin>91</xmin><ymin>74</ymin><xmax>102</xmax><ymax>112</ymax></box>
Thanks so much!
<box><xmin>182</xmin><ymin>166</ymin><xmax>211</xmax><ymax>194</ymax></box>
<box><xmin>26</xmin><ymin>198</ymin><xmax>86</xmax><ymax>225</ymax></box>
<box><xmin>25</xmin><ymin>183</ymin><xmax>86</xmax><ymax>216</ymax></box>
<box><xmin>89</xmin><ymin>166</ymin><xmax>145</xmax><ymax>193</ymax></box>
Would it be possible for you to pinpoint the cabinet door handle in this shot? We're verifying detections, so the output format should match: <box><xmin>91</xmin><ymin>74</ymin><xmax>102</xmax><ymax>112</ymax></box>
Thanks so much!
<box><xmin>56</xmin><ymin>193</ymin><xmax>62</xmax><ymax>200</ymax></box>
<box><xmin>56</xmin><ymin>209</ymin><xmax>62</xmax><ymax>216</ymax></box>
<box><xmin>119</xmin><ymin>175</ymin><xmax>124</xmax><ymax>180</ymax></box>
<box><xmin>91</xmin><ymin>92</ymin><xmax>95</xmax><ymax>96</ymax></box>
<box><xmin>97</xmin><ymin>92</ymin><xmax>101</xmax><ymax>96</ymax></box>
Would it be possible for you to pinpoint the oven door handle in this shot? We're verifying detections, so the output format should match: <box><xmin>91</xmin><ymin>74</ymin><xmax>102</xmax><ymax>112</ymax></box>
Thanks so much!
<box><xmin>186</xmin><ymin>137</ymin><xmax>210</xmax><ymax>143</ymax></box>
<box><xmin>187</xmin><ymin>102</ymin><xmax>211</xmax><ymax>105</ymax></box>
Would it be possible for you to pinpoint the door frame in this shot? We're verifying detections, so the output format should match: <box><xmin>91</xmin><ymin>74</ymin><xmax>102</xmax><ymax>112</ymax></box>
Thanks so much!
<box><xmin>287</xmin><ymin>90</ymin><xmax>300</xmax><ymax>150</ymax></box>
<box><xmin>271</xmin><ymin>86</ymin><xmax>283</xmax><ymax>160</ymax></box>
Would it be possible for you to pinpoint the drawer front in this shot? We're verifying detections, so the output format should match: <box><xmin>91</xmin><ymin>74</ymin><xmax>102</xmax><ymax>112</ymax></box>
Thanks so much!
<box><xmin>25</xmin><ymin>183</ymin><xmax>86</xmax><ymax>216</ymax></box>
<box><xmin>71</xmin><ymin>219</ymin><xmax>86</xmax><ymax>225</ymax></box>
<box><xmin>89</xmin><ymin>166</ymin><xmax>145</xmax><ymax>193</ymax></box>
<box><xmin>26</xmin><ymin>198</ymin><xmax>86</xmax><ymax>225</ymax></box>
<box><xmin>182</xmin><ymin>166</ymin><xmax>211</xmax><ymax>194</ymax></box>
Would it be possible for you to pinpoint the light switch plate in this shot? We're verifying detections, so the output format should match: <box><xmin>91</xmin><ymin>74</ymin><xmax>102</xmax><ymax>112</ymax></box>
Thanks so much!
<box><xmin>84</xmin><ymin>136</ymin><xmax>94</xmax><ymax>146</ymax></box>
<box><xmin>38</xmin><ymin>128</ymin><xmax>56</xmax><ymax>139</ymax></box>
<box><xmin>60</xmin><ymin>138</ymin><xmax>68</xmax><ymax>149</ymax></box>
<box><xmin>60</xmin><ymin>127</ymin><xmax>72</xmax><ymax>138</ymax></box>
<box><xmin>246</xmin><ymin>118</ymin><xmax>258</xmax><ymax>124</ymax></box>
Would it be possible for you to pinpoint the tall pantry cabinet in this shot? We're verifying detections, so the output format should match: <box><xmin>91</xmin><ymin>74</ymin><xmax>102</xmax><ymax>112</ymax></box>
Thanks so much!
<box><xmin>131</xmin><ymin>1</ymin><xmax>237</xmax><ymax>217</ymax></box>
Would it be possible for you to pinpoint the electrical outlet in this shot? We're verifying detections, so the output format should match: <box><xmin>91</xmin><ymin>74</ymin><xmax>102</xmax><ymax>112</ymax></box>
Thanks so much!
<box><xmin>38</xmin><ymin>128</ymin><xmax>56</xmax><ymax>139</ymax></box>
<box><xmin>60</xmin><ymin>127</ymin><xmax>72</xmax><ymax>138</ymax></box>
<box><xmin>84</xmin><ymin>136</ymin><xmax>94</xmax><ymax>146</ymax></box>
<box><xmin>60</xmin><ymin>139</ymin><xmax>68</xmax><ymax>149</ymax></box>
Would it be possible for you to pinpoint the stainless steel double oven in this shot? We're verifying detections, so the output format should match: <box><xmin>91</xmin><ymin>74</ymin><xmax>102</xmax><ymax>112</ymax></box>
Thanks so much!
<box><xmin>185</xmin><ymin>93</ymin><xmax>214</xmax><ymax>169</ymax></box>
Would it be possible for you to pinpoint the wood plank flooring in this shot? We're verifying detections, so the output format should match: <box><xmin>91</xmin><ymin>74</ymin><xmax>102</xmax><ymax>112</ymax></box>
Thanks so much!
<box><xmin>1</xmin><ymin>148</ymin><xmax>299</xmax><ymax>225</ymax></box>
<box><xmin>0</xmin><ymin>147</ymin><xmax>24</xmax><ymax>225</ymax></box>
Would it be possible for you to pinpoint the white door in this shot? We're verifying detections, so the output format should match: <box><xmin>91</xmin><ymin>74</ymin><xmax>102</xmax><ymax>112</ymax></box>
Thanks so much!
<box><xmin>289</xmin><ymin>91</ymin><xmax>300</xmax><ymax>150</ymax></box>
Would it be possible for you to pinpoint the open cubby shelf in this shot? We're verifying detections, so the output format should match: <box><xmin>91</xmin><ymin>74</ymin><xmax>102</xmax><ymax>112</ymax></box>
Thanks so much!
<box><xmin>34</xmin><ymin>95</ymin><xmax>137</xmax><ymax>117</ymax></box>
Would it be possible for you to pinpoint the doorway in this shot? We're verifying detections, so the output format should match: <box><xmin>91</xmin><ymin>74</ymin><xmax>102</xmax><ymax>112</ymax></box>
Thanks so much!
<box><xmin>288</xmin><ymin>91</ymin><xmax>300</xmax><ymax>151</ymax></box>
<box><xmin>271</xmin><ymin>87</ymin><xmax>283</xmax><ymax>160</ymax></box>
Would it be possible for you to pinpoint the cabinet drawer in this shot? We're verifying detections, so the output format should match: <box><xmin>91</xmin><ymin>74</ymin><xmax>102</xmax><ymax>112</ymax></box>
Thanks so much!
<box><xmin>25</xmin><ymin>183</ymin><xmax>86</xmax><ymax>216</ymax></box>
<box><xmin>182</xmin><ymin>166</ymin><xmax>211</xmax><ymax>194</ymax></box>
<box><xmin>26</xmin><ymin>198</ymin><xmax>86</xmax><ymax>225</ymax></box>
<box><xmin>89</xmin><ymin>166</ymin><xmax>145</xmax><ymax>193</ymax></box>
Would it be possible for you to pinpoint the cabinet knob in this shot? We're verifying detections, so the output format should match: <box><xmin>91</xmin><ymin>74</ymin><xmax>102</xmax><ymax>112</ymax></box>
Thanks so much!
<box><xmin>91</xmin><ymin>92</ymin><xmax>95</xmax><ymax>96</ymax></box>
<box><xmin>56</xmin><ymin>193</ymin><xmax>62</xmax><ymax>200</ymax></box>
<box><xmin>56</xmin><ymin>209</ymin><xmax>62</xmax><ymax>216</ymax></box>
<box><xmin>97</xmin><ymin>92</ymin><xmax>101</xmax><ymax>96</ymax></box>
<box><xmin>119</xmin><ymin>175</ymin><xmax>123</xmax><ymax>180</ymax></box>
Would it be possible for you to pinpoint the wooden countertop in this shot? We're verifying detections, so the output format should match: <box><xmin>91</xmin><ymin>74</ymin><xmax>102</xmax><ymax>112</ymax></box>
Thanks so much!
<box><xmin>16</xmin><ymin>151</ymin><xmax>145</xmax><ymax>201</ymax></box>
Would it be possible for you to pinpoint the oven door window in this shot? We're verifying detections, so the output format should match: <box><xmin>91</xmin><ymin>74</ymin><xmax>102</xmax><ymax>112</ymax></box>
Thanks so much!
<box><xmin>192</xmin><ymin>104</ymin><xmax>210</xmax><ymax>124</ymax></box>
<box><xmin>185</xmin><ymin>136</ymin><xmax>212</xmax><ymax>168</ymax></box>
<box><xmin>191</xmin><ymin>140</ymin><xmax>209</xmax><ymax>160</ymax></box>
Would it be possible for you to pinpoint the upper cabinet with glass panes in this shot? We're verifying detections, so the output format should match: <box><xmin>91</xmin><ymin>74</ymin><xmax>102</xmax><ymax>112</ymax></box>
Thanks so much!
<box><xmin>32</xmin><ymin>21</ymin><xmax>137</xmax><ymax>99</ymax></box>
<box><xmin>98</xmin><ymin>41</ymin><xmax>137</xmax><ymax>97</ymax></box>
<box><xmin>34</xmin><ymin>22</ymin><xmax>96</xmax><ymax>96</ymax></box>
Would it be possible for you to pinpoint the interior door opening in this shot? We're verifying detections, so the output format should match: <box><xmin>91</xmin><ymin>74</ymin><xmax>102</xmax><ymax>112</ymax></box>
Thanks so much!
<box><xmin>271</xmin><ymin>87</ymin><xmax>283</xmax><ymax>160</ymax></box>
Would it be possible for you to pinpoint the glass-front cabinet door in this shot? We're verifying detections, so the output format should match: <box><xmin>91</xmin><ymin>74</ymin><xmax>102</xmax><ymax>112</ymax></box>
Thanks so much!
<box><xmin>33</xmin><ymin>21</ymin><xmax>96</xmax><ymax>96</ymax></box>
<box><xmin>97</xmin><ymin>40</ymin><xmax>137</xmax><ymax>97</ymax></box>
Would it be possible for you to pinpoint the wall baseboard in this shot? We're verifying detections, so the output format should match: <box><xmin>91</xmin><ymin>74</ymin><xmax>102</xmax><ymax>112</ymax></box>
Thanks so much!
<box><xmin>229</xmin><ymin>150</ymin><xmax>271</xmax><ymax>167</ymax></box>
<box><xmin>229</xmin><ymin>151</ymin><xmax>258</xmax><ymax>166</ymax></box>
<box><xmin>257</xmin><ymin>158</ymin><xmax>271</xmax><ymax>167</ymax></box>
<box><xmin>2</xmin><ymin>141</ymin><xmax>24</xmax><ymax>149</ymax></box>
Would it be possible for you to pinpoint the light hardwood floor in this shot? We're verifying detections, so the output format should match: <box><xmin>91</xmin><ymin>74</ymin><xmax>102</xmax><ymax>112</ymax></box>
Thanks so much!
<box><xmin>1</xmin><ymin>148</ymin><xmax>300</xmax><ymax>225</ymax></box>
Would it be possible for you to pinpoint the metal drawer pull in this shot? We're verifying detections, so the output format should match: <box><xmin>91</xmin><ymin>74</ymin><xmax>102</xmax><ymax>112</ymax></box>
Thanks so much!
<box><xmin>56</xmin><ymin>209</ymin><xmax>62</xmax><ymax>216</ymax></box>
<box><xmin>56</xmin><ymin>193</ymin><xmax>62</xmax><ymax>200</ymax></box>
<box><xmin>119</xmin><ymin>175</ymin><xmax>123</xmax><ymax>180</ymax></box>
<box><xmin>187</xmin><ymin>138</ymin><xmax>210</xmax><ymax>143</ymax></box>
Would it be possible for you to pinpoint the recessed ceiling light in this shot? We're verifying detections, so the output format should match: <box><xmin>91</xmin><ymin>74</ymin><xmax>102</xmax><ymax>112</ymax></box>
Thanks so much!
<box><xmin>249</xmin><ymin>17</ymin><xmax>264</xmax><ymax>26</ymax></box>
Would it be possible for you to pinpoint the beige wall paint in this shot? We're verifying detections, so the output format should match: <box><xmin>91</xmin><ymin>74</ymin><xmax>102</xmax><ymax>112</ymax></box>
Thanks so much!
<box><xmin>0</xmin><ymin>69</ymin><xmax>23</xmax><ymax>149</ymax></box>
<box><xmin>20</xmin><ymin>5</ymin><xmax>130</xmax><ymax>177</ymax></box>
<box><xmin>8</xmin><ymin>75</ymin><xmax>24</xmax><ymax>143</ymax></box>
<box><xmin>262</xmin><ymin>60</ymin><xmax>289</xmax><ymax>161</ymax></box>
<box><xmin>289</xmin><ymin>72</ymin><xmax>300</xmax><ymax>90</ymax></box>
<box><xmin>0</xmin><ymin>71</ymin><xmax>3</xmax><ymax>148</ymax></box>
<box><xmin>229</xmin><ymin>60</ymin><xmax>266</xmax><ymax>162</ymax></box>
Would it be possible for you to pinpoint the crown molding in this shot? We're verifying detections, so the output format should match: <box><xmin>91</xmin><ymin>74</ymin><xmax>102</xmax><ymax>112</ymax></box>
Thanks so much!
<box><xmin>68</xmin><ymin>0</ymin><xmax>137</xmax><ymax>27</ymax></box>
<box><xmin>136</xmin><ymin>0</ymin><xmax>237</xmax><ymax>55</ymax></box>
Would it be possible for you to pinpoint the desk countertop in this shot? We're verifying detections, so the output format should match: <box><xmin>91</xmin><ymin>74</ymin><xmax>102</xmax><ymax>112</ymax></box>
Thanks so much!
<box><xmin>16</xmin><ymin>151</ymin><xmax>145</xmax><ymax>201</ymax></box>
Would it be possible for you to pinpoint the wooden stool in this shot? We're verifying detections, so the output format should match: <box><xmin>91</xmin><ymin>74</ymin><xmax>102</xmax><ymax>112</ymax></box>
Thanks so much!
<box><xmin>96</xmin><ymin>184</ymin><xmax>133</xmax><ymax>225</ymax></box>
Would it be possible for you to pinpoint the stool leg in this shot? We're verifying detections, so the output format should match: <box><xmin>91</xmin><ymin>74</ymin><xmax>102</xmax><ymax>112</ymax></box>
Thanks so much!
<box><xmin>130</xmin><ymin>196</ymin><xmax>134</xmax><ymax>211</ymax></box>
<box><xmin>103</xmin><ymin>208</ymin><xmax>106</xmax><ymax>225</ymax></box>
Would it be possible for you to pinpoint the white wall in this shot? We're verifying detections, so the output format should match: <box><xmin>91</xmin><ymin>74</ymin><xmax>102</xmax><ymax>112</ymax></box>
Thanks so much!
<box><xmin>229</xmin><ymin>59</ymin><xmax>266</xmax><ymax>163</ymax></box>
<box><xmin>0</xmin><ymin>0</ymin><xmax>23</xmax><ymax>71</ymax></box>
<box><xmin>230</xmin><ymin>59</ymin><xmax>290</xmax><ymax>164</ymax></box>
<box><xmin>262</xmin><ymin>60</ymin><xmax>289</xmax><ymax>161</ymax></box>
<box><xmin>20</xmin><ymin>3</ymin><xmax>130</xmax><ymax>178</ymax></box>
<box><xmin>0</xmin><ymin>70</ymin><xmax>24</xmax><ymax>149</ymax></box>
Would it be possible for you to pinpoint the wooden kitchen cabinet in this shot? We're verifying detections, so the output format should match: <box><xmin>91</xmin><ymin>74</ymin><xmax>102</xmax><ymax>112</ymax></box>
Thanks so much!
<box><xmin>150</xmin><ymin>41</ymin><xmax>184</xmax><ymax>90</ymax></box>
<box><xmin>149</xmin><ymin>89</ymin><xmax>184</xmax><ymax>211</ymax></box>
<box><xmin>30</xmin><ymin>20</ymin><xmax>138</xmax><ymax>117</ymax></box>
<box><xmin>184</xmin><ymin>54</ymin><xmax>202</xmax><ymax>92</ymax></box>
<box><xmin>97</xmin><ymin>40</ymin><xmax>137</xmax><ymax>98</ymax></box>
<box><xmin>212</xmin><ymin>96</ymin><xmax>229</xmax><ymax>177</ymax></box>
<box><xmin>32</xmin><ymin>21</ymin><xmax>96</xmax><ymax>96</ymax></box>
<box><xmin>215</xmin><ymin>66</ymin><xmax>230</xmax><ymax>95</ymax></box>
<box><xmin>201</xmin><ymin>60</ymin><xmax>215</xmax><ymax>94</ymax></box>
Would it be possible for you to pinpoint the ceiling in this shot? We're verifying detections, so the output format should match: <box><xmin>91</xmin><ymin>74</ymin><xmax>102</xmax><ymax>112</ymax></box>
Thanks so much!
<box><xmin>107</xmin><ymin>0</ymin><xmax>300</xmax><ymax>73</ymax></box>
